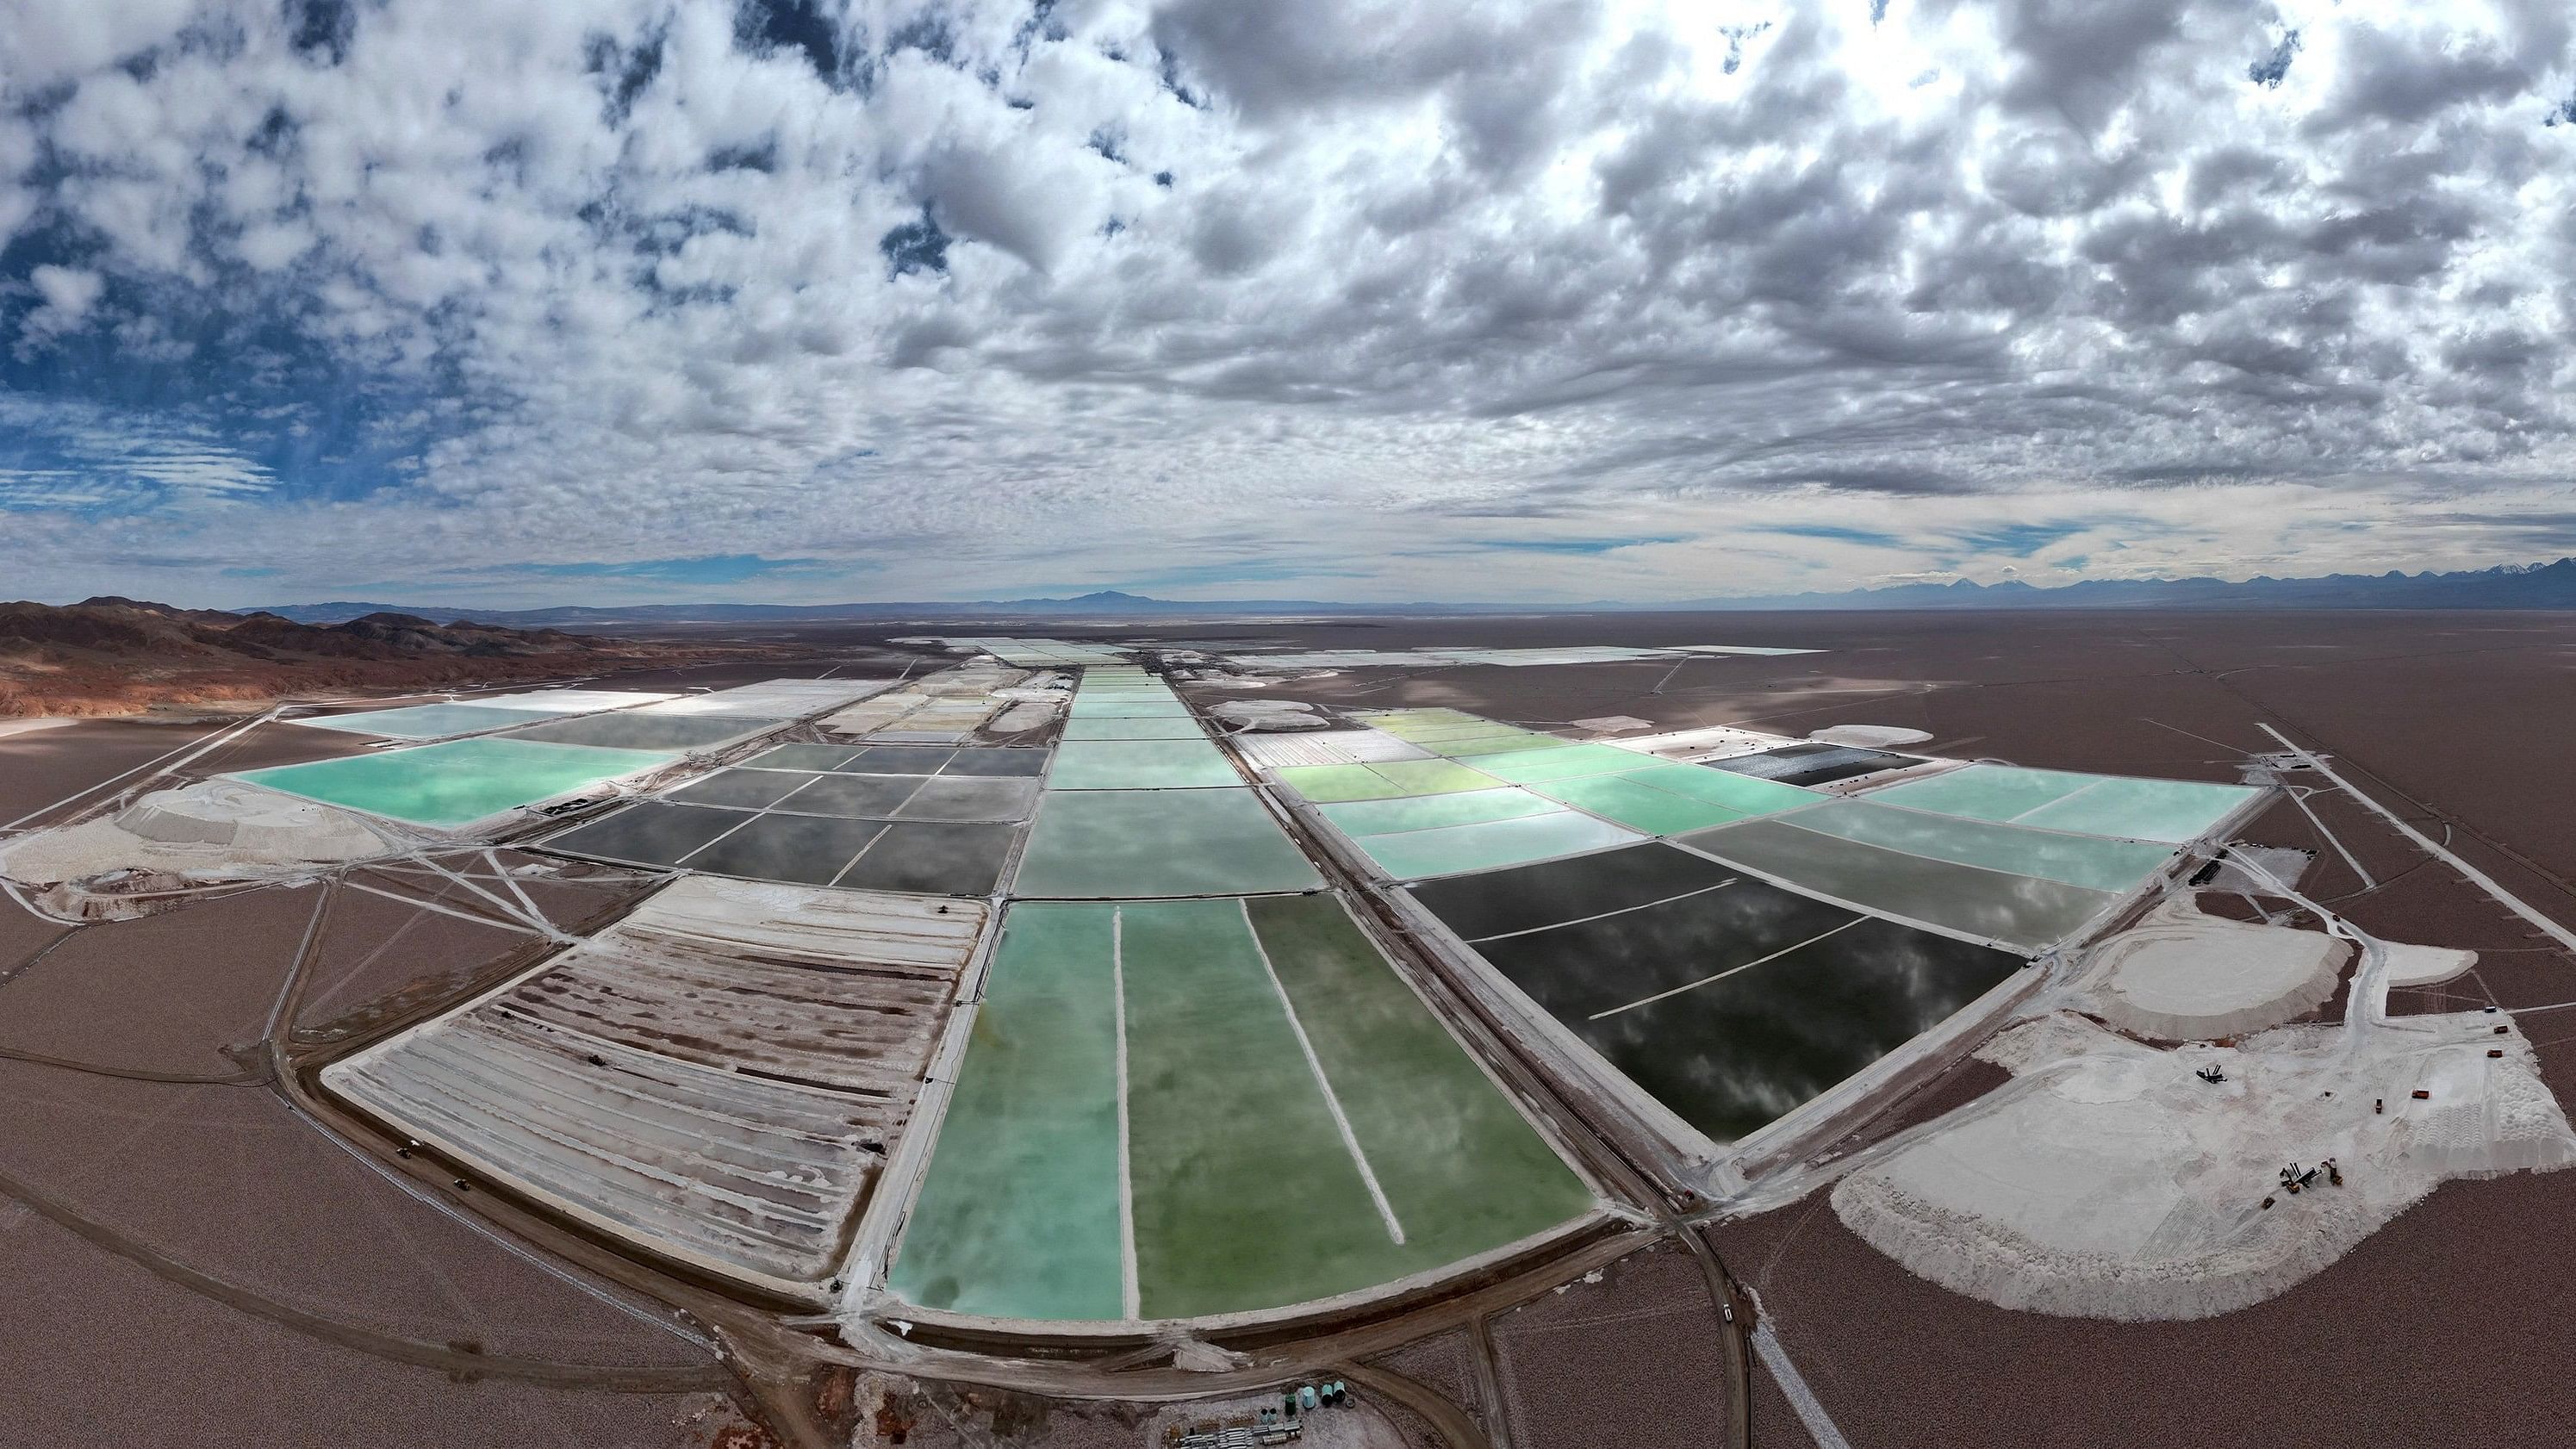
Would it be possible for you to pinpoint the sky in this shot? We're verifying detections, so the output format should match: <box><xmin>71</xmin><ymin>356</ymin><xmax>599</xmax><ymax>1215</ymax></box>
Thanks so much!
<box><xmin>0</xmin><ymin>0</ymin><xmax>2571</xmax><ymax>609</ymax></box>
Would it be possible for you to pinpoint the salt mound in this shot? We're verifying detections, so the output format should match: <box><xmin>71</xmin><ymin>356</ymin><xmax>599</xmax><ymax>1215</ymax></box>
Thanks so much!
<box><xmin>2080</xmin><ymin>895</ymin><xmax>2347</xmax><ymax>1041</ymax></box>
<box><xmin>1808</xmin><ymin>724</ymin><xmax>1933</xmax><ymax>749</ymax></box>
<box><xmin>1210</xmin><ymin>699</ymin><xmax>1327</xmax><ymax>731</ymax></box>
<box><xmin>1832</xmin><ymin>1010</ymin><xmax>2576</xmax><ymax>1321</ymax></box>
<box><xmin>2381</xmin><ymin>942</ymin><xmax>2477</xmax><ymax>989</ymax></box>
<box><xmin>0</xmin><ymin>779</ymin><xmax>400</xmax><ymax>887</ymax></box>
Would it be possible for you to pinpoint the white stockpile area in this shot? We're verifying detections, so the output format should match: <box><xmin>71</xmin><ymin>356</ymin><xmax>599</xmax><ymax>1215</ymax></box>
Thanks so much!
<box><xmin>1604</xmin><ymin>723</ymin><xmax>1796</xmax><ymax>762</ymax></box>
<box><xmin>1833</xmin><ymin>992</ymin><xmax>2576</xmax><ymax>1321</ymax></box>
<box><xmin>2078</xmin><ymin>895</ymin><xmax>2350</xmax><ymax>1041</ymax></box>
<box><xmin>821</xmin><ymin>662</ymin><xmax>1042</xmax><ymax>739</ymax></box>
<box><xmin>0</xmin><ymin>778</ymin><xmax>400</xmax><ymax>887</ymax></box>
<box><xmin>1209</xmin><ymin>698</ymin><xmax>1327</xmax><ymax>731</ymax></box>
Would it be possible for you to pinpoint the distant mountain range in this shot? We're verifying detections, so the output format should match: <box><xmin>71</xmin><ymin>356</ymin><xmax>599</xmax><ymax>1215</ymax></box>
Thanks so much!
<box><xmin>252</xmin><ymin>560</ymin><xmax>2576</xmax><ymax>626</ymax></box>
<box><xmin>1691</xmin><ymin>558</ymin><xmax>2576</xmax><ymax>611</ymax></box>
<box><xmin>0</xmin><ymin>597</ymin><xmax>758</xmax><ymax>718</ymax></box>
<box><xmin>249</xmin><ymin>590</ymin><xmax>1423</xmax><ymax>626</ymax></box>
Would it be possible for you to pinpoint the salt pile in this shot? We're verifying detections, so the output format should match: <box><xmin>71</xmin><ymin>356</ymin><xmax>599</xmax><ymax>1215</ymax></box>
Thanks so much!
<box><xmin>2079</xmin><ymin>894</ymin><xmax>2348</xmax><ymax>1041</ymax></box>
<box><xmin>1832</xmin><ymin>1008</ymin><xmax>2576</xmax><ymax>1321</ymax></box>
<box><xmin>0</xmin><ymin>780</ymin><xmax>402</xmax><ymax>889</ymax></box>
<box><xmin>1210</xmin><ymin>699</ymin><xmax>1327</xmax><ymax>731</ymax></box>
<box><xmin>1808</xmin><ymin>724</ymin><xmax>1933</xmax><ymax>749</ymax></box>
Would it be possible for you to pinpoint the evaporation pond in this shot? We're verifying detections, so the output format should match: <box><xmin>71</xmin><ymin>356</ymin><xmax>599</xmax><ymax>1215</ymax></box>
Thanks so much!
<box><xmin>1010</xmin><ymin>789</ymin><xmax>1321</xmax><ymax>898</ymax></box>
<box><xmin>1047</xmin><ymin>739</ymin><xmax>1239</xmax><ymax>790</ymax></box>
<box><xmin>1864</xmin><ymin>764</ymin><xmax>2262</xmax><ymax>845</ymax></box>
<box><xmin>1678</xmin><ymin>817</ymin><xmax>2116</xmax><ymax>951</ymax></box>
<box><xmin>1355</xmin><ymin>810</ymin><xmax>1640</xmax><ymax>880</ymax></box>
<box><xmin>505</xmin><ymin>712</ymin><xmax>786</xmax><ymax>751</ymax></box>
<box><xmin>232</xmin><ymin>738</ymin><xmax>675</xmax><ymax>828</ymax></box>
<box><xmin>888</xmin><ymin>895</ymin><xmax>1592</xmax><ymax>1321</ymax></box>
<box><xmin>1448</xmin><ymin>877</ymin><xmax>2025</xmax><ymax>1143</ymax></box>
<box><xmin>1776</xmin><ymin>799</ymin><xmax>2174</xmax><ymax>892</ymax></box>
<box><xmin>1407</xmin><ymin>841</ymin><xmax>1744</xmax><ymax>941</ymax></box>
<box><xmin>296</xmin><ymin>703</ymin><xmax>545</xmax><ymax>740</ymax></box>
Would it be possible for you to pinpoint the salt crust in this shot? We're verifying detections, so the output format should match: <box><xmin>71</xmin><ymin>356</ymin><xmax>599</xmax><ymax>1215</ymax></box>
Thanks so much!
<box><xmin>1833</xmin><ymin>1009</ymin><xmax>2576</xmax><ymax>1321</ymax></box>
<box><xmin>2079</xmin><ymin>894</ymin><xmax>2349</xmax><ymax>1041</ymax></box>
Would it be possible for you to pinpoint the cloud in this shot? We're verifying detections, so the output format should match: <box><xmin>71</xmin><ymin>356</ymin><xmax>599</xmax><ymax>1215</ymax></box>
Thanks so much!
<box><xmin>0</xmin><ymin>0</ymin><xmax>198</xmax><ymax>91</ymax></box>
<box><xmin>1473</xmin><ymin>535</ymin><xmax>1690</xmax><ymax>556</ymax></box>
<box><xmin>467</xmin><ymin>554</ymin><xmax>837</xmax><ymax>585</ymax></box>
<box><xmin>20</xmin><ymin>264</ymin><xmax>103</xmax><ymax>341</ymax></box>
<box><xmin>0</xmin><ymin>0</ymin><xmax>2567</xmax><ymax>609</ymax></box>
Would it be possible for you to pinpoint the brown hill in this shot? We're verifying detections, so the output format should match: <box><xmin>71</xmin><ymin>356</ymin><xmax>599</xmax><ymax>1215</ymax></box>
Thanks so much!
<box><xmin>0</xmin><ymin>598</ymin><xmax>768</xmax><ymax>718</ymax></box>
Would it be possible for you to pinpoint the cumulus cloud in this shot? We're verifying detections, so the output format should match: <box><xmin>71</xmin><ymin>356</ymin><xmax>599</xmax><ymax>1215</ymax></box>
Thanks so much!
<box><xmin>20</xmin><ymin>264</ymin><xmax>103</xmax><ymax>342</ymax></box>
<box><xmin>0</xmin><ymin>0</ymin><xmax>2568</xmax><ymax>608</ymax></box>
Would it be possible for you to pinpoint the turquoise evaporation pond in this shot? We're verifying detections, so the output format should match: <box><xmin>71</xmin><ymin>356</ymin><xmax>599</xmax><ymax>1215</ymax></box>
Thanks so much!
<box><xmin>230</xmin><ymin>737</ymin><xmax>676</xmax><ymax>827</ymax></box>
<box><xmin>1061</xmin><ymin>716</ymin><xmax>1208</xmax><ymax>742</ymax></box>
<box><xmin>298</xmin><ymin>702</ymin><xmax>544</xmax><ymax>739</ymax></box>
<box><xmin>1010</xmin><ymin>788</ymin><xmax>1323</xmax><ymax>898</ymax></box>
<box><xmin>1068</xmin><ymin>698</ymin><xmax>1193</xmax><ymax>718</ymax></box>
<box><xmin>1047</xmin><ymin>739</ymin><xmax>1241</xmax><ymax>790</ymax></box>
<box><xmin>1864</xmin><ymin>763</ymin><xmax>2261</xmax><ymax>844</ymax></box>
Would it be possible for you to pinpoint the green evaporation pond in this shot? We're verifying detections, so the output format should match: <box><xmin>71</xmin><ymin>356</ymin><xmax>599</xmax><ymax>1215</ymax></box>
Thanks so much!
<box><xmin>1436</xmin><ymin>733</ymin><xmax>1577</xmax><ymax>758</ymax></box>
<box><xmin>1321</xmin><ymin>787</ymin><xmax>1561</xmax><ymax>836</ymax></box>
<box><xmin>890</xmin><ymin>895</ymin><xmax>1592</xmax><ymax>1322</ymax></box>
<box><xmin>1865</xmin><ymin>764</ymin><xmax>2259</xmax><ymax>844</ymax></box>
<box><xmin>1360</xmin><ymin>709</ymin><xmax>1484</xmax><ymax>733</ymax></box>
<box><xmin>1061</xmin><ymin>716</ymin><xmax>1207</xmax><ymax>741</ymax></box>
<box><xmin>1047</xmin><ymin>739</ymin><xmax>1239</xmax><ymax>790</ymax></box>
<box><xmin>1470</xmin><ymin>743</ymin><xmax>1658</xmax><ymax>784</ymax></box>
<box><xmin>1359</xmin><ymin>810</ymin><xmax>1640</xmax><ymax>880</ymax></box>
<box><xmin>1527</xmin><ymin>774</ymin><xmax>1749</xmax><ymax>836</ymax></box>
<box><xmin>1781</xmin><ymin>799</ymin><xmax>2175</xmax><ymax>892</ymax></box>
<box><xmin>1861</xmin><ymin>764</ymin><xmax>2104</xmax><ymax>823</ymax></box>
<box><xmin>1276</xmin><ymin>759</ymin><xmax>1503</xmax><ymax>803</ymax></box>
<box><xmin>232</xmin><ymin>737</ymin><xmax>675</xmax><ymax>828</ymax></box>
<box><xmin>1011</xmin><ymin>788</ymin><xmax>1322</xmax><ymax>897</ymax></box>
<box><xmin>887</xmin><ymin>904</ymin><xmax>1126</xmax><ymax>1321</ymax></box>
<box><xmin>1239</xmin><ymin>895</ymin><xmax>1593</xmax><ymax>1281</ymax></box>
<box><xmin>1615</xmin><ymin>764</ymin><xmax>1820</xmax><ymax>816</ymax></box>
<box><xmin>2009</xmin><ymin>777</ymin><xmax>2263</xmax><ymax>844</ymax></box>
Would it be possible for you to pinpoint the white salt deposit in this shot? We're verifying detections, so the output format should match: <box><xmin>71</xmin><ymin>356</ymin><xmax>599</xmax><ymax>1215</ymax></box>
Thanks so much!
<box><xmin>2080</xmin><ymin>894</ymin><xmax>2348</xmax><ymax>1041</ymax></box>
<box><xmin>1210</xmin><ymin>699</ymin><xmax>1328</xmax><ymax>731</ymax></box>
<box><xmin>1606</xmin><ymin>724</ymin><xmax>1792</xmax><ymax>761</ymax></box>
<box><xmin>1808</xmin><ymin>724</ymin><xmax>1933</xmax><ymax>749</ymax></box>
<box><xmin>0</xmin><ymin>779</ymin><xmax>400</xmax><ymax>887</ymax></box>
<box><xmin>1832</xmin><ymin>1008</ymin><xmax>2576</xmax><ymax>1321</ymax></box>
<box><xmin>2380</xmin><ymin>942</ymin><xmax>2478</xmax><ymax>990</ymax></box>
<box><xmin>2204</xmin><ymin>845</ymin><xmax>2316</xmax><ymax>896</ymax></box>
